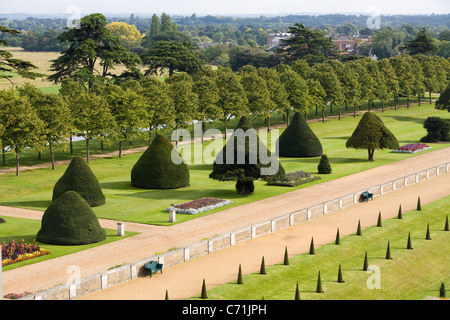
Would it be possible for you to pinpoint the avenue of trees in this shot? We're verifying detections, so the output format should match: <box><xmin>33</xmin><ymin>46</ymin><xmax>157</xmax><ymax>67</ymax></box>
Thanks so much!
<box><xmin>0</xmin><ymin>13</ymin><xmax>449</xmax><ymax>176</ymax></box>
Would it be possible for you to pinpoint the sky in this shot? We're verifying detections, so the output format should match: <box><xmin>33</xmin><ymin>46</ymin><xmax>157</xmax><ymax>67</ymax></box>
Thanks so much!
<box><xmin>1</xmin><ymin>0</ymin><xmax>449</xmax><ymax>16</ymax></box>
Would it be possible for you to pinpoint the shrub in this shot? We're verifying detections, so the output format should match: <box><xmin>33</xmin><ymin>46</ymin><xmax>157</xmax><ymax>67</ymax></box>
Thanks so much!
<box><xmin>267</xmin><ymin>170</ymin><xmax>321</xmax><ymax>187</ymax></box>
<box><xmin>0</xmin><ymin>217</ymin><xmax>5</xmax><ymax>224</ymax></box>
<box><xmin>131</xmin><ymin>133</ymin><xmax>190</xmax><ymax>189</ymax></box>
<box><xmin>37</xmin><ymin>191</ymin><xmax>106</xmax><ymax>245</ymax></box>
<box><xmin>52</xmin><ymin>156</ymin><xmax>105</xmax><ymax>207</ymax></box>
<box><xmin>420</xmin><ymin>117</ymin><xmax>450</xmax><ymax>142</ymax></box>
<box><xmin>317</xmin><ymin>154</ymin><xmax>332</xmax><ymax>174</ymax></box>
<box><xmin>278</xmin><ymin>112</ymin><xmax>323</xmax><ymax>157</ymax></box>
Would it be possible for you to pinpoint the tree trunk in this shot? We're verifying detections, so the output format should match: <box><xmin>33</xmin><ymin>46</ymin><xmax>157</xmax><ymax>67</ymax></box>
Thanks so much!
<box><xmin>322</xmin><ymin>107</ymin><xmax>325</xmax><ymax>123</ymax></box>
<box><xmin>304</xmin><ymin>112</ymin><xmax>307</xmax><ymax>122</ymax></box>
<box><xmin>2</xmin><ymin>148</ymin><xmax>5</xmax><ymax>166</ymax></box>
<box><xmin>315</xmin><ymin>107</ymin><xmax>318</xmax><ymax>116</ymax></box>
<box><xmin>382</xmin><ymin>101</ymin><xmax>384</xmax><ymax>113</ymax></box>
<box><xmin>119</xmin><ymin>140</ymin><xmax>123</xmax><ymax>158</ymax></box>
<box><xmin>50</xmin><ymin>144</ymin><xmax>55</xmax><ymax>170</ymax></box>
<box><xmin>236</xmin><ymin>180</ymin><xmax>254</xmax><ymax>195</ymax></box>
<box><xmin>345</xmin><ymin>102</ymin><xmax>348</xmax><ymax>112</ymax></box>
<box><xmin>286</xmin><ymin>110</ymin><xmax>290</xmax><ymax>126</ymax></box>
<box><xmin>368</xmin><ymin>99</ymin><xmax>371</xmax><ymax>112</ymax></box>
<box><xmin>330</xmin><ymin>102</ymin><xmax>333</xmax><ymax>114</ymax></box>
<box><xmin>429</xmin><ymin>92</ymin><xmax>432</xmax><ymax>104</ymax></box>
<box><xmin>267</xmin><ymin>116</ymin><xmax>271</xmax><ymax>132</ymax></box>
<box><xmin>86</xmin><ymin>139</ymin><xmax>90</xmax><ymax>163</ymax></box>
<box><xmin>353</xmin><ymin>105</ymin><xmax>356</xmax><ymax>118</ymax></box>
<box><xmin>338</xmin><ymin>107</ymin><xmax>341</xmax><ymax>120</ymax></box>
<box><xmin>368</xmin><ymin>149</ymin><xmax>375</xmax><ymax>161</ymax></box>
<box><xmin>407</xmin><ymin>96</ymin><xmax>410</xmax><ymax>108</ymax></box>
<box><xmin>101</xmin><ymin>140</ymin><xmax>104</xmax><ymax>150</ymax></box>
<box><xmin>15</xmin><ymin>150</ymin><xmax>20</xmax><ymax>176</ymax></box>
<box><xmin>70</xmin><ymin>135</ymin><xmax>73</xmax><ymax>154</ymax></box>
<box><xmin>38</xmin><ymin>152</ymin><xmax>41</xmax><ymax>160</ymax></box>
<box><xmin>418</xmin><ymin>94</ymin><xmax>421</xmax><ymax>106</ymax></box>
<box><xmin>149</xmin><ymin>125</ymin><xmax>152</xmax><ymax>145</ymax></box>
<box><xmin>394</xmin><ymin>94</ymin><xmax>397</xmax><ymax>110</ymax></box>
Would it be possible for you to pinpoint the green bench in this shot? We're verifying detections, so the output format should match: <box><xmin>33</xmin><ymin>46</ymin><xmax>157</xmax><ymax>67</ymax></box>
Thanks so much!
<box><xmin>361</xmin><ymin>191</ymin><xmax>373</xmax><ymax>202</ymax></box>
<box><xmin>144</xmin><ymin>260</ymin><xmax>163</xmax><ymax>277</ymax></box>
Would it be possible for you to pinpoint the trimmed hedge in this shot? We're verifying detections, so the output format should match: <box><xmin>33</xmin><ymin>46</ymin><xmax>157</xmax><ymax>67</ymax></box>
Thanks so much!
<box><xmin>52</xmin><ymin>156</ymin><xmax>105</xmax><ymax>207</ymax></box>
<box><xmin>131</xmin><ymin>133</ymin><xmax>190</xmax><ymax>189</ymax></box>
<box><xmin>37</xmin><ymin>191</ymin><xmax>106</xmax><ymax>245</ymax></box>
<box><xmin>278</xmin><ymin>112</ymin><xmax>323</xmax><ymax>157</ymax></box>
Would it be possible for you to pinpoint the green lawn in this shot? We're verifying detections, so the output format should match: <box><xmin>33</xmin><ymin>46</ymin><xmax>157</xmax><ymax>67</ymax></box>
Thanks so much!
<box><xmin>0</xmin><ymin>216</ymin><xmax>139</xmax><ymax>271</ymax></box>
<box><xmin>192</xmin><ymin>196</ymin><xmax>450</xmax><ymax>300</ymax></box>
<box><xmin>0</xmin><ymin>103</ymin><xmax>448</xmax><ymax>226</ymax></box>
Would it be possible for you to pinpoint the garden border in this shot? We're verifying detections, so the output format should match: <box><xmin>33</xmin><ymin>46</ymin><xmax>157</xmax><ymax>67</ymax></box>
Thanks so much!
<box><xmin>20</xmin><ymin>161</ymin><xmax>450</xmax><ymax>300</ymax></box>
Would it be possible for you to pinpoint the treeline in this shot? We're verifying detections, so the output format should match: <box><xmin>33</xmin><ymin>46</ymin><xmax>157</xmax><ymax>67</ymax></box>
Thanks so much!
<box><xmin>1</xmin><ymin>53</ymin><xmax>448</xmax><ymax>176</ymax></box>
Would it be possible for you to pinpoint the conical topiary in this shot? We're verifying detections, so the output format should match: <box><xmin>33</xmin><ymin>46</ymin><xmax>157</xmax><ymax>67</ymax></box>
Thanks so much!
<box><xmin>316</xmin><ymin>271</ymin><xmax>324</xmax><ymax>293</ymax></box>
<box><xmin>445</xmin><ymin>215</ymin><xmax>449</xmax><ymax>231</ymax></box>
<box><xmin>37</xmin><ymin>191</ymin><xmax>106</xmax><ymax>245</ymax></box>
<box><xmin>317</xmin><ymin>154</ymin><xmax>332</xmax><ymax>174</ymax></box>
<box><xmin>131</xmin><ymin>133</ymin><xmax>190</xmax><ymax>189</ymax></box>
<box><xmin>385</xmin><ymin>241</ymin><xmax>392</xmax><ymax>259</ymax></box>
<box><xmin>295</xmin><ymin>282</ymin><xmax>300</xmax><ymax>300</ymax></box>
<box><xmin>278</xmin><ymin>112</ymin><xmax>323</xmax><ymax>157</ymax></box>
<box><xmin>363</xmin><ymin>251</ymin><xmax>368</xmax><ymax>271</ymax></box>
<box><xmin>425</xmin><ymin>223</ymin><xmax>432</xmax><ymax>240</ymax></box>
<box><xmin>356</xmin><ymin>220</ymin><xmax>362</xmax><ymax>236</ymax></box>
<box><xmin>52</xmin><ymin>156</ymin><xmax>105</xmax><ymax>207</ymax></box>
<box><xmin>440</xmin><ymin>283</ymin><xmax>446</xmax><ymax>298</ymax></box>
<box><xmin>210</xmin><ymin>116</ymin><xmax>285</xmax><ymax>194</ymax></box>
<box><xmin>417</xmin><ymin>197</ymin><xmax>422</xmax><ymax>211</ymax></box>
<box><xmin>377</xmin><ymin>212</ymin><xmax>382</xmax><ymax>227</ymax></box>
<box><xmin>337</xmin><ymin>264</ymin><xmax>344</xmax><ymax>283</ymax></box>
<box><xmin>260</xmin><ymin>256</ymin><xmax>266</xmax><ymax>275</ymax></box>
<box><xmin>237</xmin><ymin>264</ymin><xmax>243</xmax><ymax>284</ymax></box>
<box><xmin>201</xmin><ymin>279</ymin><xmax>208</xmax><ymax>299</ymax></box>
<box><xmin>284</xmin><ymin>246</ymin><xmax>289</xmax><ymax>265</ymax></box>
<box><xmin>335</xmin><ymin>228</ymin><xmax>341</xmax><ymax>245</ymax></box>
<box><xmin>407</xmin><ymin>231</ymin><xmax>413</xmax><ymax>249</ymax></box>
<box><xmin>398</xmin><ymin>205</ymin><xmax>403</xmax><ymax>219</ymax></box>
<box><xmin>309</xmin><ymin>237</ymin><xmax>315</xmax><ymax>254</ymax></box>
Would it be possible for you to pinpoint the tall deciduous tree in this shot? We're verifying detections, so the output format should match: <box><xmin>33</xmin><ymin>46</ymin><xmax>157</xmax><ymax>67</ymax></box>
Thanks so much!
<box><xmin>346</xmin><ymin>112</ymin><xmax>399</xmax><ymax>161</ymax></box>
<box><xmin>48</xmin><ymin>13</ymin><xmax>141</xmax><ymax>89</ymax></box>
<box><xmin>0</xmin><ymin>89</ymin><xmax>43</xmax><ymax>175</ymax></box>
<box><xmin>390</xmin><ymin>55</ymin><xmax>415</xmax><ymax>108</ymax></box>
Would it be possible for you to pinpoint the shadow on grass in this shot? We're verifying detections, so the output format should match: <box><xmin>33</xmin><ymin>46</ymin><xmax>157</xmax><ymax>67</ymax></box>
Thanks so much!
<box><xmin>0</xmin><ymin>200</ymin><xmax>51</xmax><ymax>210</ymax></box>
<box><xmin>384</xmin><ymin>115</ymin><xmax>425</xmax><ymax>125</ymax></box>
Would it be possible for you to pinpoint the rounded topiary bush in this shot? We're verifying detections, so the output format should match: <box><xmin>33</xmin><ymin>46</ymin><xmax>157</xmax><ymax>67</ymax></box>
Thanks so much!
<box><xmin>131</xmin><ymin>133</ymin><xmax>190</xmax><ymax>189</ymax></box>
<box><xmin>52</xmin><ymin>156</ymin><xmax>105</xmax><ymax>207</ymax></box>
<box><xmin>318</xmin><ymin>154</ymin><xmax>332</xmax><ymax>174</ymax></box>
<box><xmin>37</xmin><ymin>191</ymin><xmax>106</xmax><ymax>245</ymax></box>
<box><xmin>278</xmin><ymin>112</ymin><xmax>323</xmax><ymax>157</ymax></box>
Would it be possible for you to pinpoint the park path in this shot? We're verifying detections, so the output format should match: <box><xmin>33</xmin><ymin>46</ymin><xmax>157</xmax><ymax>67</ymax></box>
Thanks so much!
<box><xmin>1</xmin><ymin>146</ymin><xmax>449</xmax><ymax>298</ymax></box>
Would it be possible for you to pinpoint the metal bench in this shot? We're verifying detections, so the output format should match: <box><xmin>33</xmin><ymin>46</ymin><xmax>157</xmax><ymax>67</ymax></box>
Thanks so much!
<box><xmin>144</xmin><ymin>260</ymin><xmax>163</xmax><ymax>277</ymax></box>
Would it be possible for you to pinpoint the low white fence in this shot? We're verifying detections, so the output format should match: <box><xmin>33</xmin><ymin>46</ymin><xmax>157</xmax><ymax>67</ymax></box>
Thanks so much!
<box><xmin>22</xmin><ymin>161</ymin><xmax>450</xmax><ymax>300</ymax></box>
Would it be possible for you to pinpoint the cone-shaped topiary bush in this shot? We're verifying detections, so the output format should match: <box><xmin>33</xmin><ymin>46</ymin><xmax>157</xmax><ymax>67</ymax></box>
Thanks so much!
<box><xmin>317</xmin><ymin>154</ymin><xmax>332</xmax><ymax>174</ymax></box>
<box><xmin>37</xmin><ymin>191</ymin><xmax>106</xmax><ymax>245</ymax></box>
<box><xmin>210</xmin><ymin>116</ymin><xmax>285</xmax><ymax>194</ymax></box>
<box><xmin>385</xmin><ymin>241</ymin><xmax>392</xmax><ymax>259</ymax></box>
<box><xmin>260</xmin><ymin>256</ymin><xmax>266</xmax><ymax>275</ymax></box>
<box><xmin>284</xmin><ymin>246</ymin><xmax>290</xmax><ymax>265</ymax></box>
<box><xmin>201</xmin><ymin>279</ymin><xmax>208</xmax><ymax>299</ymax></box>
<box><xmin>52</xmin><ymin>156</ymin><xmax>105</xmax><ymax>207</ymax></box>
<box><xmin>237</xmin><ymin>264</ymin><xmax>244</xmax><ymax>284</ymax></box>
<box><xmin>337</xmin><ymin>264</ymin><xmax>344</xmax><ymax>283</ymax></box>
<box><xmin>131</xmin><ymin>133</ymin><xmax>190</xmax><ymax>189</ymax></box>
<box><xmin>278</xmin><ymin>112</ymin><xmax>323</xmax><ymax>157</ymax></box>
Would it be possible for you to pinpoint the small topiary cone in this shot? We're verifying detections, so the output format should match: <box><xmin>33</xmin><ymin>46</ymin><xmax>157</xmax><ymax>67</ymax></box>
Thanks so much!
<box><xmin>284</xmin><ymin>246</ymin><xmax>289</xmax><ymax>265</ymax></box>
<box><xmin>363</xmin><ymin>251</ymin><xmax>368</xmax><ymax>271</ymax></box>
<box><xmin>397</xmin><ymin>205</ymin><xmax>403</xmax><ymax>219</ymax></box>
<box><xmin>165</xmin><ymin>290</ymin><xmax>169</xmax><ymax>300</ymax></box>
<box><xmin>425</xmin><ymin>223</ymin><xmax>432</xmax><ymax>240</ymax></box>
<box><xmin>356</xmin><ymin>220</ymin><xmax>362</xmax><ymax>236</ymax></box>
<box><xmin>377</xmin><ymin>212</ymin><xmax>382</xmax><ymax>227</ymax></box>
<box><xmin>335</xmin><ymin>228</ymin><xmax>341</xmax><ymax>245</ymax></box>
<box><xmin>309</xmin><ymin>237</ymin><xmax>315</xmax><ymax>254</ymax></box>
<box><xmin>260</xmin><ymin>256</ymin><xmax>266</xmax><ymax>275</ymax></box>
<box><xmin>337</xmin><ymin>264</ymin><xmax>344</xmax><ymax>283</ymax></box>
<box><xmin>417</xmin><ymin>197</ymin><xmax>421</xmax><ymax>211</ymax></box>
<box><xmin>385</xmin><ymin>241</ymin><xmax>392</xmax><ymax>259</ymax></box>
<box><xmin>295</xmin><ymin>282</ymin><xmax>300</xmax><ymax>300</ymax></box>
<box><xmin>237</xmin><ymin>264</ymin><xmax>243</xmax><ymax>284</ymax></box>
<box><xmin>201</xmin><ymin>279</ymin><xmax>208</xmax><ymax>299</ymax></box>
<box><xmin>316</xmin><ymin>271</ymin><xmax>324</xmax><ymax>293</ymax></box>
<box><xmin>406</xmin><ymin>231</ymin><xmax>413</xmax><ymax>250</ymax></box>
<box><xmin>440</xmin><ymin>283</ymin><xmax>446</xmax><ymax>298</ymax></box>
<box><xmin>444</xmin><ymin>215</ymin><xmax>449</xmax><ymax>231</ymax></box>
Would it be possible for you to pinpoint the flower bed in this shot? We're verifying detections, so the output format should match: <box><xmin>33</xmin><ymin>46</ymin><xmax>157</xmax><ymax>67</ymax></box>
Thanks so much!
<box><xmin>165</xmin><ymin>197</ymin><xmax>233</xmax><ymax>215</ymax></box>
<box><xmin>1</xmin><ymin>239</ymin><xmax>51</xmax><ymax>267</ymax></box>
<box><xmin>267</xmin><ymin>170</ymin><xmax>321</xmax><ymax>187</ymax></box>
<box><xmin>392</xmin><ymin>143</ymin><xmax>431</xmax><ymax>154</ymax></box>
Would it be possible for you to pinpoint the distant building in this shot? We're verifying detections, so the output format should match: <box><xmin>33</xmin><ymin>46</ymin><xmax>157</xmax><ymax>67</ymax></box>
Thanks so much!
<box><xmin>267</xmin><ymin>33</ymin><xmax>291</xmax><ymax>49</ymax></box>
<box><xmin>330</xmin><ymin>35</ymin><xmax>359</xmax><ymax>55</ymax></box>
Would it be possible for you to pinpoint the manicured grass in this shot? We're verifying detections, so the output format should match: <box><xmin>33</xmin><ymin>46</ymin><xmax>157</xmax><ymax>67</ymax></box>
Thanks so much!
<box><xmin>0</xmin><ymin>103</ymin><xmax>448</xmax><ymax>225</ymax></box>
<box><xmin>193</xmin><ymin>196</ymin><xmax>450</xmax><ymax>300</ymax></box>
<box><xmin>0</xmin><ymin>216</ymin><xmax>139</xmax><ymax>271</ymax></box>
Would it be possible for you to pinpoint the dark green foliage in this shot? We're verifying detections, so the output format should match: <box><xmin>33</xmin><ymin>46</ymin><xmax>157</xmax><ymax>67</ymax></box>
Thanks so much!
<box><xmin>440</xmin><ymin>283</ymin><xmax>446</xmax><ymax>298</ymax></box>
<box><xmin>165</xmin><ymin>290</ymin><xmax>169</xmax><ymax>300</ymax></box>
<box><xmin>337</xmin><ymin>264</ymin><xmax>344</xmax><ymax>283</ymax></box>
<box><xmin>37</xmin><ymin>191</ymin><xmax>106</xmax><ymax>245</ymax></box>
<box><xmin>425</xmin><ymin>223</ymin><xmax>432</xmax><ymax>240</ymax></box>
<box><xmin>335</xmin><ymin>228</ymin><xmax>341</xmax><ymax>245</ymax></box>
<box><xmin>317</xmin><ymin>154</ymin><xmax>332</xmax><ymax>174</ymax></box>
<box><xmin>377</xmin><ymin>212</ymin><xmax>382</xmax><ymax>227</ymax></box>
<box><xmin>417</xmin><ymin>197</ymin><xmax>422</xmax><ymax>211</ymax></box>
<box><xmin>385</xmin><ymin>241</ymin><xmax>392</xmax><ymax>259</ymax></box>
<box><xmin>435</xmin><ymin>84</ymin><xmax>450</xmax><ymax>112</ymax></box>
<box><xmin>237</xmin><ymin>264</ymin><xmax>243</xmax><ymax>284</ymax></box>
<box><xmin>316</xmin><ymin>271</ymin><xmax>324</xmax><ymax>293</ymax></box>
<box><xmin>201</xmin><ymin>279</ymin><xmax>208</xmax><ymax>299</ymax></box>
<box><xmin>278</xmin><ymin>112</ymin><xmax>323</xmax><ymax>157</ymax></box>
<box><xmin>131</xmin><ymin>133</ymin><xmax>190</xmax><ymax>189</ymax></box>
<box><xmin>295</xmin><ymin>282</ymin><xmax>300</xmax><ymax>300</ymax></box>
<box><xmin>398</xmin><ymin>205</ymin><xmax>403</xmax><ymax>219</ymax></box>
<box><xmin>420</xmin><ymin>117</ymin><xmax>450</xmax><ymax>142</ymax></box>
<box><xmin>363</xmin><ymin>252</ymin><xmax>368</xmax><ymax>271</ymax></box>
<box><xmin>407</xmin><ymin>231</ymin><xmax>413</xmax><ymax>249</ymax></box>
<box><xmin>209</xmin><ymin>116</ymin><xmax>285</xmax><ymax>194</ymax></box>
<box><xmin>260</xmin><ymin>256</ymin><xmax>266</xmax><ymax>275</ymax></box>
<box><xmin>346</xmin><ymin>112</ymin><xmax>399</xmax><ymax>161</ymax></box>
<box><xmin>309</xmin><ymin>237</ymin><xmax>315</xmax><ymax>254</ymax></box>
<box><xmin>283</xmin><ymin>246</ymin><xmax>289</xmax><ymax>265</ymax></box>
<box><xmin>52</xmin><ymin>156</ymin><xmax>105</xmax><ymax>207</ymax></box>
<box><xmin>356</xmin><ymin>220</ymin><xmax>362</xmax><ymax>236</ymax></box>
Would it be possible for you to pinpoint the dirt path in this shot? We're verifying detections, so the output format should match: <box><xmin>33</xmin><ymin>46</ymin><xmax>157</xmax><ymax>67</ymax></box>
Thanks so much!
<box><xmin>1</xmin><ymin>147</ymin><xmax>449</xmax><ymax>298</ymax></box>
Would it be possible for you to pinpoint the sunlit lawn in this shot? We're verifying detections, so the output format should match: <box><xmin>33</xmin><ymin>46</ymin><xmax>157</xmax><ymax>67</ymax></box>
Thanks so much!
<box><xmin>0</xmin><ymin>103</ymin><xmax>448</xmax><ymax>225</ymax></box>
